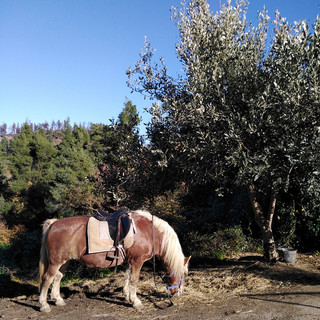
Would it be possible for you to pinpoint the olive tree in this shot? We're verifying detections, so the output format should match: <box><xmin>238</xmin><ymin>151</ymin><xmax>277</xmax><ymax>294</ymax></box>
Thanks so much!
<box><xmin>127</xmin><ymin>0</ymin><xmax>320</xmax><ymax>261</ymax></box>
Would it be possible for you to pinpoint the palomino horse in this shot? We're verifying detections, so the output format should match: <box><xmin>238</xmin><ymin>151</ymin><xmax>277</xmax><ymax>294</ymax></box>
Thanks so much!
<box><xmin>39</xmin><ymin>210</ymin><xmax>190</xmax><ymax>312</ymax></box>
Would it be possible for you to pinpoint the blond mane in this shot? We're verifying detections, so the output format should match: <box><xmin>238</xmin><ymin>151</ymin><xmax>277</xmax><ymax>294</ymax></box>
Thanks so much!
<box><xmin>133</xmin><ymin>210</ymin><xmax>186</xmax><ymax>275</ymax></box>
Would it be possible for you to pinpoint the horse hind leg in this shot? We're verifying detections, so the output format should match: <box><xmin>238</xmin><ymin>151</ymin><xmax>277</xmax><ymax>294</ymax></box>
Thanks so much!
<box><xmin>39</xmin><ymin>263</ymin><xmax>64</xmax><ymax>312</ymax></box>
<box><xmin>51</xmin><ymin>262</ymin><xmax>69</xmax><ymax>307</ymax></box>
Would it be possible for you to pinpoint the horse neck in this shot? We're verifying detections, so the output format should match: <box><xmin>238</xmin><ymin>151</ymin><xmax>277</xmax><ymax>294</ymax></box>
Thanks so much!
<box><xmin>153</xmin><ymin>219</ymin><xmax>185</xmax><ymax>276</ymax></box>
<box><xmin>132</xmin><ymin>210</ymin><xmax>185</xmax><ymax>275</ymax></box>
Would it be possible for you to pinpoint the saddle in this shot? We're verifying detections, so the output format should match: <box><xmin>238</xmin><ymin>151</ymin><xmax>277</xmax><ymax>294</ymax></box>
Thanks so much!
<box><xmin>87</xmin><ymin>207</ymin><xmax>135</xmax><ymax>270</ymax></box>
<box><xmin>95</xmin><ymin>207</ymin><xmax>132</xmax><ymax>242</ymax></box>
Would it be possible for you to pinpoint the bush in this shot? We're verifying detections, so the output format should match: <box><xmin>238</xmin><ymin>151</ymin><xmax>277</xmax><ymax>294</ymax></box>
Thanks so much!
<box><xmin>6</xmin><ymin>228</ymin><xmax>42</xmax><ymax>276</ymax></box>
<box><xmin>183</xmin><ymin>226</ymin><xmax>251</xmax><ymax>261</ymax></box>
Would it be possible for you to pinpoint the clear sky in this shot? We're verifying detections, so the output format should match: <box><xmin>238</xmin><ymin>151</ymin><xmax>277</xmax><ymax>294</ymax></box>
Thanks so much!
<box><xmin>1</xmin><ymin>0</ymin><xmax>319</xmax><ymax>136</ymax></box>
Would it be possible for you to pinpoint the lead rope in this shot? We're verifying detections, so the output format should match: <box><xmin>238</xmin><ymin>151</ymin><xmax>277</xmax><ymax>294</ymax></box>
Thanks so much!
<box><xmin>152</xmin><ymin>215</ymin><xmax>158</xmax><ymax>289</ymax></box>
<box><xmin>114</xmin><ymin>216</ymin><xmax>121</xmax><ymax>273</ymax></box>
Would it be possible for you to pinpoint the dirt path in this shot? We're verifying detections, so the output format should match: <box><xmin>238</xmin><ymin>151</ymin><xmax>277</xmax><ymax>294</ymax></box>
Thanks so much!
<box><xmin>1</xmin><ymin>253</ymin><xmax>320</xmax><ymax>319</ymax></box>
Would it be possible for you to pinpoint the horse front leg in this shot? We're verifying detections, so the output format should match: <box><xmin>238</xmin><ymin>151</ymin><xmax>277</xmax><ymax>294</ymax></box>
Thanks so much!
<box><xmin>123</xmin><ymin>262</ymin><xmax>143</xmax><ymax>309</ymax></box>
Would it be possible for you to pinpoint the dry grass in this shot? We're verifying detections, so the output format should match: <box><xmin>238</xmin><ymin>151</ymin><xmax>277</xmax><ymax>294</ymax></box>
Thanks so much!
<box><xmin>2</xmin><ymin>252</ymin><xmax>320</xmax><ymax>319</ymax></box>
<box><xmin>65</xmin><ymin>252</ymin><xmax>320</xmax><ymax>311</ymax></box>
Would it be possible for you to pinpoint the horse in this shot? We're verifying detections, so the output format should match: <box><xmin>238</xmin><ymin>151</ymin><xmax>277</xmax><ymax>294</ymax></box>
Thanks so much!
<box><xmin>39</xmin><ymin>210</ymin><xmax>191</xmax><ymax>312</ymax></box>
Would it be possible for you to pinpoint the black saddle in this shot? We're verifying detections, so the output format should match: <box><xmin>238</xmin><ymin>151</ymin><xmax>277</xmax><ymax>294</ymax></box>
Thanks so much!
<box><xmin>94</xmin><ymin>207</ymin><xmax>131</xmax><ymax>242</ymax></box>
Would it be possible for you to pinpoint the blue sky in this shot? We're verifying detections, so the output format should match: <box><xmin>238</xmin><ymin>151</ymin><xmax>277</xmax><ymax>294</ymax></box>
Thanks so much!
<box><xmin>1</xmin><ymin>1</ymin><xmax>319</xmax><ymax>136</ymax></box>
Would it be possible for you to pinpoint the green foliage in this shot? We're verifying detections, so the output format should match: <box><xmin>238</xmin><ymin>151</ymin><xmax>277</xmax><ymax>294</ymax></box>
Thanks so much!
<box><xmin>1</xmin><ymin>0</ymin><xmax>320</xmax><ymax>273</ymax></box>
<box><xmin>0</xmin><ymin>241</ymin><xmax>11</xmax><ymax>271</ymax></box>
<box><xmin>213</xmin><ymin>250</ymin><xmax>226</xmax><ymax>261</ymax></box>
<box><xmin>274</xmin><ymin>199</ymin><xmax>297</xmax><ymax>248</ymax></box>
<box><xmin>11</xmin><ymin>229</ymin><xmax>42</xmax><ymax>275</ymax></box>
<box><xmin>295</xmin><ymin>199</ymin><xmax>320</xmax><ymax>249</ymax></box>
<box><xmin>184</xmin><ymin>226</ymin><xmax>250</xmax><ymax>261</ymax></box>
<box><xmin>118</xmin><ymin>99</ymin><xmax>141</xmax><ymax>131</ymax></box>
<box><xmin>0</xmin><ymin>227</ymin><xmax>42</xmax><ymax>277</ymax></box>
<box><xmin>1</xmin><ymin>121</ymin><xmax>97</xmax><ymax>228</ymax></box>
<box><xmin>95</xmin><ymin>101</ymin><xmax>149</xmax><ymax>207</ymax></box>
<box><xmin>89</xmin><ymin>124</ymin><xmax>105</xmax><ymax>163</ymax></box>
<box><xmin>128</xmin><ymin>0</ymin><xmax>319</xmax><ymax>198</ymax></box>
<box><xmin>0</xmin><ymin>99</ymin><xmax>145</xmax><ymax>231</ymax></box>
<box><xmin>128</xmin><ymin>0</ymin><xmax>320</xmax><ymax>259</ymax></box>
<box><xmin>0</xmin><ymin>195</ymin><xmax>12</xmax><ymax>218</ymax></box>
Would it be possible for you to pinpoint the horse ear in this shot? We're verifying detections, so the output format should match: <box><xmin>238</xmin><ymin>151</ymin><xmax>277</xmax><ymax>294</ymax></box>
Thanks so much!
<box><xmin>184</xmin><ymin>256</ymin><xmax>191</xmax><ymax>265</ymax></box>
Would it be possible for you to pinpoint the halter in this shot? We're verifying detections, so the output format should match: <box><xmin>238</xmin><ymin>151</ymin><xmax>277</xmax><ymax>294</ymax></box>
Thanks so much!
<box><xmin>165</xmin><ymin>272</ymin><xmax>183</xmax><ymax>291</ymax></box>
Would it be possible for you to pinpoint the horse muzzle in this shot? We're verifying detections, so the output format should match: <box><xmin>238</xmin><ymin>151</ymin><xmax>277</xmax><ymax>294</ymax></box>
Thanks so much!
<box><xmin>171</xmin><ymin>286</ymin><xmax>184</xmax><ymax>297</ymax></box>
<box><xmin>166</xmin><ymin>272</ymin><xmax>184</xmax><ymax>297</ymax></box>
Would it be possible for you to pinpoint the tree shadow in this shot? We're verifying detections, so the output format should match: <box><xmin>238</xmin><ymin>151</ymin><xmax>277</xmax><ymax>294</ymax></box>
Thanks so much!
<box><xmin>138</xmin><ymin>291</ymin><xmax>175</xmax><ymax>309</ymax></box>
<box><xmin>0</xmin><ymin>274</ymin><xmax>38</xmax><ymax>299</ymax></box>
<box><xmin>84</xmin><ymin>288</ymin><xmax>133</xmax><ymax>308</ymax></box>
<box><xmin>10</xmin><ymin>299</ymin><xmax>40</xmax><ymax>312</ymax></box>
<box><xmin>82</xmin><ymin>279</ymin><xmax>173</xmax><ymax>309</ymax></box>
<box><xmin>190</xmin><ymin>255</ymin><xmax>264</xmax><ymax>269</ymax></box>
<box><xmin>241</xmin><ymin>291</ymin><xmax>320</xmax><ymax>309</ymax></box>
<box><xmin>87</xmin><ymin>294</ymin><xmax>132</xmax><ymax>308</ymax></box>
<box><xmin>205</xmin><ymin>254</ymin><xmax>320</xmax><ymax>287</ymax></box>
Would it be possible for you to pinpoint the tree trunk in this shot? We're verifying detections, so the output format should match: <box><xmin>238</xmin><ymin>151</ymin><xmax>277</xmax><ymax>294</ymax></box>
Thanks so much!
<box><xmin>248</xmin><ymin>184</ymin><xmax>278</xmax><ymax>262</ymax></box>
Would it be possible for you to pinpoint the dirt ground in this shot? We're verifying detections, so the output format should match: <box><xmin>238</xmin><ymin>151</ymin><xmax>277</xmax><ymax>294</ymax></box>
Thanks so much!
<box><xmin>1</xmin><ymin>253</ymin><xmax>320</xmax><ymax>320</ymax></box>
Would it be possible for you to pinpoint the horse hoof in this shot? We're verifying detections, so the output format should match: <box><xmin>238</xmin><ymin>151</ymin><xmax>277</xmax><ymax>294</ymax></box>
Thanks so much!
<box><xmin>55</xmin><ymin>298</ymin><xmax>66</xmax><ymax>307</ymax></box>
<box><xmin>40</xmin><ymin>304</ymin><xmax>51</xmax><ymax>313</ymax></box>
<box><xmin>133</xmin><ymin>301</ymin><xmax>143</xmax><ymax>309</ymax></box>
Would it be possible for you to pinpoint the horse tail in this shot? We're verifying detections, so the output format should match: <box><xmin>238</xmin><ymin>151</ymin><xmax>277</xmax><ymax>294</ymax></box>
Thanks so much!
<box><xmin>39</xmin><ymin>219</ymin><xmax>57</xmax><ymax>290</ymax></box>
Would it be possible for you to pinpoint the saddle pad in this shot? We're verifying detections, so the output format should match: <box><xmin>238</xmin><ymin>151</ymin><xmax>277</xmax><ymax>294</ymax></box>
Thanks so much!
<box><xmin>87</xmin><ymin>217</ymin><xmax>135</xmax><ymax>254</ymax></box>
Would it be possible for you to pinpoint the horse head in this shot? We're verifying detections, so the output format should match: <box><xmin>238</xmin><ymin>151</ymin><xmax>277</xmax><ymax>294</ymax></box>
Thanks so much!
<box><xmin>165</xmin><ymin>256</ymin><xmax>191</xmax><ymax>297</ymax></box>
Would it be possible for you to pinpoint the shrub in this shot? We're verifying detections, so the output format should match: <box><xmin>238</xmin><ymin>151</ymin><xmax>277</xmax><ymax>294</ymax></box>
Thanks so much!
<box><xmin>183</xmin><ymin>225</ymin><xmax>250</xmax><ymax>261</ymax></box>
